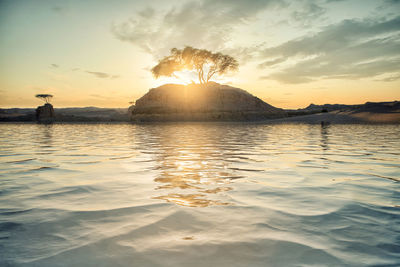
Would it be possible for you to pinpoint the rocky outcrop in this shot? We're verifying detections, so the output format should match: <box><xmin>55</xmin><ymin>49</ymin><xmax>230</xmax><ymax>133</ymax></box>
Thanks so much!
<box><xmin>131</xmin><ymin>82</ymin><xmax>286</xmax><ymax>122</ymax></box>
<box><xmin>36</xmin><ymin>103</ymin><xmax>55</xmax><ymax>123</ymax></box>
<box><xmin>127</xmin><ymin>105</ymin><xmax>135</xmax><ymax>115</ymax></box>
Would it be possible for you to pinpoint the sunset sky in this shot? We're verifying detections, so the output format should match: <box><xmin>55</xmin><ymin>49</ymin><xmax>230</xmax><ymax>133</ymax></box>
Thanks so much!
<box><xmin>0</xmin><ymin>0</ymin><xmax>399</xmax><ymax>109</ymax></box>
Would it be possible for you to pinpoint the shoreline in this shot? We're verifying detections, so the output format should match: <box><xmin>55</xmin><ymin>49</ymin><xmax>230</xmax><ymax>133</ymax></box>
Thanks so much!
<box><xmin>1</xmin><ymin>117</ymin><xmax>399</xmax><ymax>125</ymax></box>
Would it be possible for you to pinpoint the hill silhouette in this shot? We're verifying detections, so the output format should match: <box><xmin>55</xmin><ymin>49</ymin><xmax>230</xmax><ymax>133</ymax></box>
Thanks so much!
<box><xmin>130</xmin><ymin>82</ymin><xmax>286</xmax><ymax>122</ymax></box>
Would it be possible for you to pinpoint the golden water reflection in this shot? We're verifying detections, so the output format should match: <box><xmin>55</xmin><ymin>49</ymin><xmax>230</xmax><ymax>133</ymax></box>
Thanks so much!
<box><xmin>152</xmin><ymin>146</ymin><xmax>234</xmax><ymax>207</ymax></box>
<box><xmin>154</xmin><ymin>193</ymin><xmax>230</xmax><ymax>207</ymax></box>
<box><xmin>137</xmin><ymin>124</ymin><xmax>253</xmax><ymax>207</ymax></box>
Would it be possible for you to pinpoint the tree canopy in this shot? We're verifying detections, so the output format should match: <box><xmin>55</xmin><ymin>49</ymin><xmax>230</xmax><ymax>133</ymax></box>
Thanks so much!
<box><xmin>35</xmin><ymin>94</ymin><xmax>53</xmax><ymax>104</ymax></box>
<box><xmin>151</xmin><ymin>46</ymin><xmax>239</xmax><ymax>84</ymax></box>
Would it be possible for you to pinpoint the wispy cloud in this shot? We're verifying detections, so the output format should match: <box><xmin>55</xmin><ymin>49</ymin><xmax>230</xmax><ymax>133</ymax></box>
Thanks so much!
<box><xmin>51</xmin><ymin>6</ymin><xmax>67</xmax><ymax>14</ymax></box>
<box><xmin>89</xmin><ymin>94</ymin><xmax>108</xmax><ymax>99</ymax></box>
<box><xmin>290</xmin><ymin>1</ymin><xmax>326</xmax><ymax>27</ymax></box>
<box><xmin>259</xmin><ymin>16</ymin><xmax>400</xmax><ymax>83</ymax></box>
<box><xmin>86</xmin><ymin>71</ymin><xmax>120</xmax><ymax>79</ymax></box>
<box><xmin>49</xmin><ymin>65</ymin><xmax>120</xmax><ymax>79</ymax></box>
<box><xmin>111</xmin><ymin>0</ymin><xmax>287</xmax><ymax>58</ymax></box>
<box><xmin>86</xmin><ymin>71</ymin><xmax>110</xmax><ymax>78</ymax></box>
<box><xmin>110</xmin><ymin>0</ymin><xmax>400</xmax><ymax>85</ymax></box>
<box><xmin>381</xmin><ymin>0</ymin><xmax>400</xmax><ymax>7</ymax></box>
<box><xmin>376</xmin><ymin>73</ymin><xmax>400</xmax><ymax>82</ymax></box>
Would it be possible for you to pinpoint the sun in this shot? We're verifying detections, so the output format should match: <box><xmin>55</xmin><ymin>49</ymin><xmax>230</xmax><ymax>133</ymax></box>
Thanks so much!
<box><xmin>152</xmin><ymin>69</ymin><xmax>235</xmax><ymax>87</ymax></box>
<box><xmin>154</xmin><ymin>70</ymin><xmax>196</xmax><ymax>86</ymax></box>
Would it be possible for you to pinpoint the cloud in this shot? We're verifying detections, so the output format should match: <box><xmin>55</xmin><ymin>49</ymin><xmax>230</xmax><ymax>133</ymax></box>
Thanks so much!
<box><xmin>51</xmin><ymin>6</ymin><xmax>67</xmax><ymax>14</ymax></box>
<box><xmin>86</xmin><ymin>71</ymin><xmax>120</xmax><ymax>79</ymax></box>
<box><xmin>259</xmin><ymin>16</ymin><xmax>400</xmax><ymax>83</ymax></box>
<box><xmin>86</xmin><ymin>71</ymin><xmax>109</xmax><ymax>78</ymax></box>
<box><xmin>50</xmin><ymin>64</ymin><xmax>59</xmax><ymax>68</ymax></box>
<box><xmin>111</xmin><ymin>0</ymin><xmax>400</xmax><ymax>84</ymax></box>
<box><xmin>290</xmin><ymin>2</ymin><xmax>326</xmax><ymax>27</ymax></box>
<box><xmin>383</xmin><ymin>0</ymin><xmax>400</xmax><ymax>5</ymax></box>
<box><xmin>376</xmin><ymin>73</ymin><xmax>400</xmax><ymax>82</ymax></box>
<box><xmin>89</xmin><ymin>94</ymin><xmax>108</xmax><ymax>99</ymax></box>
<box><xmin>111</xmin><ymin>0</ymin><xmax>287</xmax><ymax>58</ymax></box>
<box><xmin>258</xmin><ymin>57</ymin><xmax>287</xmax><ymax>68</ymax></box>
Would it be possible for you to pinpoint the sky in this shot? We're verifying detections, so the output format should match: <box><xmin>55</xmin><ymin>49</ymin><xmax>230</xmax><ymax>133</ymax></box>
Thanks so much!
<box><xmin>0</xmin><ymin>0</ymin><xmax>399</xmax><ymax>109</ymax></box>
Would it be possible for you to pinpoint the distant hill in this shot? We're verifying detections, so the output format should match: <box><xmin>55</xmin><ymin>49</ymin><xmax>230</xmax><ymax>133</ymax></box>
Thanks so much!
<box><xmin>131</xmin><ymin>82</ymin><xmax>286</xmax><ymax>122</ymax></box>
<box><xmin>298</xmin><ymin>101</ymin><xmax>399</xmax><ymax>112</ymax></box>
<box><xmin>0</xmin><ymin>107</ymin><xmax>130</xmax><ymax>122</ymax></box>
<box><xmin>274</xmin><ymin>101</ymin><xmax>400</xmax><ymax>124</ymax></box>
<box><xmin>302</xmin><ymin>103</ymin><xmax>361</xmax><ymax>112</ymax></box>
<box><xmin>1</xmin><ymin>98</ymin><xmax>398</xmax><ymax>124</ymax></box>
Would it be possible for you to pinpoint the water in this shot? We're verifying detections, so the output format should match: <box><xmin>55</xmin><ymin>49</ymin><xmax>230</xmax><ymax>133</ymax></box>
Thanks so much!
<box><xmin>0</xmin><ymin>123</ymin><xmax>399</xmax><ymax>266</ymax></box>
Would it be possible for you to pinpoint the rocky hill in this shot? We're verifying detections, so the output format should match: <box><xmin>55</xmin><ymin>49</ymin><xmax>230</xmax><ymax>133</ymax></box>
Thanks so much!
<box><xmin>131</xmin><ymin>82</ymin><xmax>286</xmax><ymax>122</ymax></box>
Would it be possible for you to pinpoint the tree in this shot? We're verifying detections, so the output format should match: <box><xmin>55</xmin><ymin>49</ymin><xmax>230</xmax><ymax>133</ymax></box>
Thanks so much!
<box><xmin>151</xmin><ymin>46</ymin><xmax>239</xmax><ymax>84</ymax></box>
<box><xmin>35</xmin><ymin>94</ymin><xmax>53</xmax><ymax>104</ymax></box>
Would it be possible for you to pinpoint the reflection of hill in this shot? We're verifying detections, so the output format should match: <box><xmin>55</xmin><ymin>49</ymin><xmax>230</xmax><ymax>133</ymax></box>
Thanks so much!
<box><xmin>131</xmin><ymin>82</ymin><xmax>286</xmax><ymax>122</ymax></box>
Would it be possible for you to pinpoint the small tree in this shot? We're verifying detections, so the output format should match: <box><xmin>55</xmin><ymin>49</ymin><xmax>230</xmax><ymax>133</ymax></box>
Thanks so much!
<box><xmin>35</xmin><ymin>94</ymin><xmax>53</xmax><ymax>104</ymax></box>
<box><xmin>151</xmin><ymin>46</ymin><xmax>238</xmax><ymax>84</ymax></box>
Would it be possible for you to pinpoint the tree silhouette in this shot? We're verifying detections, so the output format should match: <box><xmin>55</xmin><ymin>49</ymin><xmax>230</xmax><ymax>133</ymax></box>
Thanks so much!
<box><xmin>151</xmin><ymin>46</ymin><xmax>238</xmax><ymax>84</ymax></box>
<box><xmin>35</xmin><ymin>94</ymin><xmax>53</xmax><ymax>104</ymax></box>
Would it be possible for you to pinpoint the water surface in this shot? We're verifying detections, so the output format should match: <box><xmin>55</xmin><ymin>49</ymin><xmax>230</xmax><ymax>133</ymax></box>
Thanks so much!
<box><xmin>1</xmin><ymin>123</ymin><xmax>399</xmax><ymax>266</ymax></box>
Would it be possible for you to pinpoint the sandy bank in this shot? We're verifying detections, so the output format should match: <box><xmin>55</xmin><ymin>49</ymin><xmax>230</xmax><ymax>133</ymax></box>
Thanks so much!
<box><xmin>266</xmin><ymin>110</ymin><xmax>400</xmax><ymax>124</ymax></box>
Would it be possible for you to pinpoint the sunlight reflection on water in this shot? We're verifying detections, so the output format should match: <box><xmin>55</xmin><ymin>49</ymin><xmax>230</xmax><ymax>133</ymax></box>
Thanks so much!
<box><xmin>139</xmin><ymin>124</ymin><xmax>238</xmax><ymax>207</ymax></box>
<box><xmin>0</xmin><ymin>123</ymin><xmax>399</xmax><ymax>266</ymax></box>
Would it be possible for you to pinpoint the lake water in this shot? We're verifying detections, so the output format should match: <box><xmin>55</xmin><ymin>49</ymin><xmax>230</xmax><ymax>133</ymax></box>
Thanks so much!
<box><xmin>1</xmin><ymin>123</ymin><xmax>399</xmax><ymax>266</ymax></box>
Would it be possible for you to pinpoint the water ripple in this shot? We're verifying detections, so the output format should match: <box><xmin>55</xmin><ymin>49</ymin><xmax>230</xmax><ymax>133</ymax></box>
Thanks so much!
<box><xmin>0</xmin><ymin>123</ymin><xmax>399</xmax><ymax>266</ymax></box>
